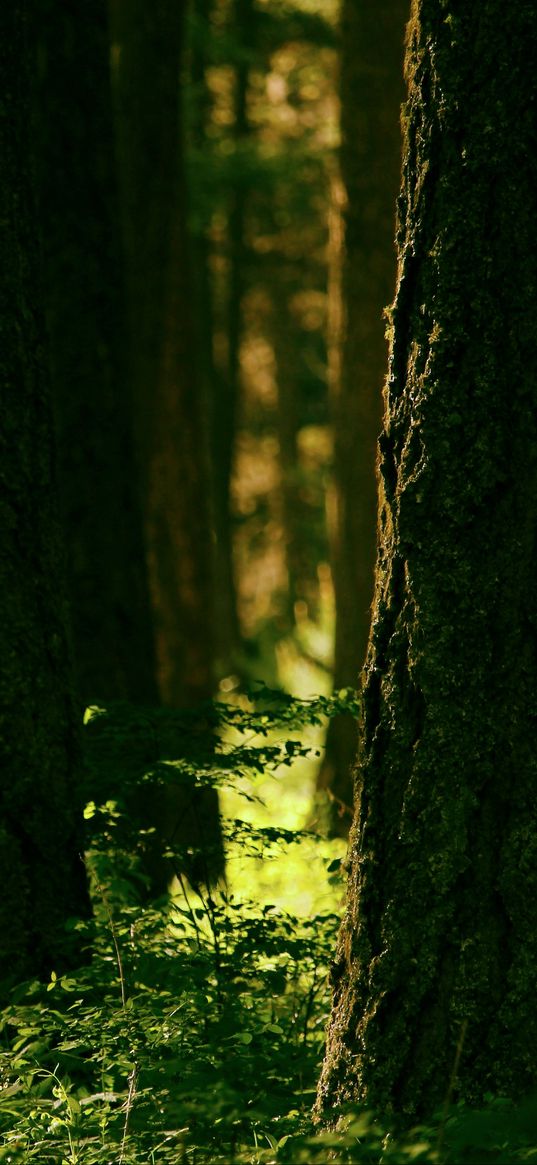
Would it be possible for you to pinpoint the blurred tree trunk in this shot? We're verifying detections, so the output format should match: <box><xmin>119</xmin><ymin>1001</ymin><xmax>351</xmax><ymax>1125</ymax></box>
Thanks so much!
<box><xmin>271</xmin><ymin>283</ymin><xmax>320</xmax><ymax>628</ymax></box>
<box><xmin>317</xmin><ymin>0</ymin><xmax>537</xmax><ymax>1118</ymax></box>
<box><xmin>110</xmin><ymin>0</ymin><xmax>224</xmax><ymax>887</ymax></box>
<box><xmin>318</xmin><ymin>0</ymin><xmax>407</xmax><ymax>831</ymax></box>
<box><xmin>33</xmin><ymin>0</ymin><xmax>221</xmax><ymax>895</ymax></box>
<box><xmin>209</xmin><ymin>0</ymin><xmax>255</xmax><ymax>665</ymax></box>
<box><xmin>187</xmin><ymin>0</ymin><xmax>243</xmax><ymax>673</ymax></box>
<box><xmin>0</xmin><ymin>0</ymin><xmax>90</xmax><ymax>994</ymax></box>
<box><xmin>110</xmin><ymin>0</ymin><xmax>214</xmax><ymax>707</ymax></box>
<box><xmin>33</xmin><ymin>0</ymin><xmax>158</xmax><ymax>708</ymax></box>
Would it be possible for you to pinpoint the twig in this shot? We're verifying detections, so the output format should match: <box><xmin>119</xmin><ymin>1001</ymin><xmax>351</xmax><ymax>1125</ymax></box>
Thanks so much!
<box><xmin>436</xmin><ymin>1018</ymin><xmax>468</xmax><ymax>1159</ymax></box>
<box><xmin>95</xmin><ymin>878</ymin><xmax>127</xmax><ymax>1009</ymax></box>
<box><xmin>119</xmin><ymin>1064</ymin><xmax>138</xmax><ymax>1165</ymax></box>
<box><xmin>95</xmin><ymin>878</ymin><xmax>139</xmax><ymax>1164</ymax></box>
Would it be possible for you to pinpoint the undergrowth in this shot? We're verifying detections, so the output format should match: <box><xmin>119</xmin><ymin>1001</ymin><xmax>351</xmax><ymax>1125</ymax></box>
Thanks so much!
<box><xmin>0</xmin><ymin>688</ymin><xmax>536</xmax><ymax>1163</ymax></box>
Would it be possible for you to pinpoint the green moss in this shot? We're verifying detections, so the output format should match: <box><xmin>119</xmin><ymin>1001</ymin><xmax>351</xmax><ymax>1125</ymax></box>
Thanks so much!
<box><xmin>317</xmin><ymin>0</ymin><xmax>537</xmax><ymax>1122</ymax></box>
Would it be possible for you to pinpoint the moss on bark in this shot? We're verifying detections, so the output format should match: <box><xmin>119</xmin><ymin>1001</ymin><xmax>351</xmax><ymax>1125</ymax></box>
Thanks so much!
<box><xmin>317</xmin><ymin>0</ymin><xmax>537</xmax><ymax>1119</ymax></box>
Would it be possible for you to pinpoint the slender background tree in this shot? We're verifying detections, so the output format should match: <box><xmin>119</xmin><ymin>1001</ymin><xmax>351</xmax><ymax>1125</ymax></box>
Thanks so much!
<box><xmin>109</xmin><ymin>0</ymin><xmax>224</xmax><ymax>888</ymax></box>
<box><xmin>187</xmin><ymin>0</ymin><xmax>244</xmax><ymax>670</ymax></box>
<box><xmin>184</xmin><ymin>0</ymin><xmax>338</xmax><ymax>672</ymax></box>
<box><xmin>110</xmin><ymin>0</ymin><xmax>215</xmax><ymax>709</ymax></box>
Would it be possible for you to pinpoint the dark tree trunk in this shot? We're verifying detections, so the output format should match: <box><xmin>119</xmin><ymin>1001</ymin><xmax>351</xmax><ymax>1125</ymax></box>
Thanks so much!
<box><xmin>110</xmin><ymin>0</ymin><xmax>223</xmax><ymax>887</ymax></box>
<box><xmin>0</xmin><ymin>0</ymin><xmax>90</xmax><ymax>993</ymax></box>
<box><xmin>208</xmin><ymin>0</ymin><xmax>254</xmax><ymax>666</ymax></box>
<box><xmin>318</xmin><ymin>0</ymin><xmax>407</xmax><ymax>830</ymax></box>
<box><xmin>109</xmin><ymin>0</ymin><xmax>176</xmax><ymax>471</ymax></box>
<box><xmin>187</xmin><ymin>0</ymin><xmax>237</xmax><ymax>673</ymax></box>
<box><xmin>110</xmin><ymin>0</ymin><xmax>215</xmax><ymax>709</ymax></box>
<box><xmin>317</xmin><ymin>0</ymin><xmax>537</xmax><ymax>1119</ymax></box>
<box><xmin>33</xmin><ymin>0</ymin><xmax>158</xmax><ymax>708</ymax></box>
<box><xmin>148</xmin><ymin>157</ymin><xmax>216</xmax><ymax>707</ymax></box>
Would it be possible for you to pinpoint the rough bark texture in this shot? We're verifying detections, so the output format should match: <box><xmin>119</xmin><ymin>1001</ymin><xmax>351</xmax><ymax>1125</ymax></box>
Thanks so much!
<box><xmin>33</xmin><ymin>0</ymin><xmax>158</xmax><ymax>708</ymax></box>
<box><xmin>0</xmin><ymin>0</ymin><xmax>90</xmax><ymax>992</ymax></box>
<box><xmin>317</xmin><ymin>0</ymin><xmax>537</xmax><ymax>1119</ymax></box>
<box><xmin>318</xmin><ymin>0</ymin><xmax>407</xmax><ymax>829</ymax></box>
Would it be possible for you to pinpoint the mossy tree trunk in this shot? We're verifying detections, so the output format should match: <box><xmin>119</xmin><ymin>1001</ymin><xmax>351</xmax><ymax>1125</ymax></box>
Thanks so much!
<box><xmin>33</xmin><ymin>0</ymin><xmax>158</xmax><ymax>708</ymax></box>
<box><xmin>0</xmin><ymin>0</ymin><xmax>90</xmax><ymax>994</ymax></box>
<box><xmin>317</xmin><ymin>0</ymin><xmax>537</xmax><ymax>1119</ymax></box>
<box><xmin>318</xmin><ymin>0</ymin><xmax>407</xmax><ymax>832</ymax></box>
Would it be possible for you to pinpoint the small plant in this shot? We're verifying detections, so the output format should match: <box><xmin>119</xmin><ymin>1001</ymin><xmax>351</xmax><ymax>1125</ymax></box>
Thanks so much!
<box><xmin>0</xmin><ymin>688</ymin><xmax>349</xmax><ymax>1163</ymax></box>
<box><xmin>0</xmin><ymin>688</ymin><xmax>535</xmax><ymax>1163</ymax></box>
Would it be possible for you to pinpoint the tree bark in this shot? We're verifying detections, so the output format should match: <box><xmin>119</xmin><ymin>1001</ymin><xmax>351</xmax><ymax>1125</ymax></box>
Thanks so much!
<box><xmin>33</xmin><ymin>0</ymin><xmax>158</xmax><ymax>708</ymax></box>
<box><xmin>0</xmin><ymin>0</ymin><xmax>90</xmax><ymax>993</ymax></box>
<box><xmin>317</xmin><ymin>0</ymin><xmax>537</xmax><ymax>1119</ymax></box>
<box><xmin>318</xmin><ymin>0</ymin><xmax>407</xmax><ymax>830</ymax></box>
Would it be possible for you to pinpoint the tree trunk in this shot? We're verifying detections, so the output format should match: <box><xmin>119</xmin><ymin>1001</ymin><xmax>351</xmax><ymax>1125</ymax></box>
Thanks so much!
<box><xmin>271</xmin><ymin>281</ymin><xmax>323</xmax><ymax>629</ymax></box>
<box><xmin>0</xmin><ymin>0</ymin><xmax>90</xmax><ymax>993</ymax></box>
<box><xmin>110</xmin><ymin>0</ymin><xmax>224</xmax><ymax>888</ymax></box>
<box><xmin>187</xmin><ymin>0</ymin><xmax>239</xmax><ymax>673</ymax></box>
<box><xmin>148</xmin><ymin>160</ymin><xmax>216</xmax><ymax>707</ymax></box>
<box><xmin>33</xmin><ymin>0</ymin><xmax>158</xmax><ymax>708</ymax></box>
<box><xmin>110</xmin><ymin>0</ymin><xmax>215</xmax><ymax>708</ymax></box>
<box><xmin>317</xmin><ymin>0</ymin><xmax>537</xmax><ymax>1119</ymax></box>
<box><xmin>209</xmin><ymin>0</ymin><xmax>254</xmax><ymax>666</ymax></box>
<box><xmin>318</xmin><ymin>0</ymin><xmax>407</xmax><ymax>830</ymax></box>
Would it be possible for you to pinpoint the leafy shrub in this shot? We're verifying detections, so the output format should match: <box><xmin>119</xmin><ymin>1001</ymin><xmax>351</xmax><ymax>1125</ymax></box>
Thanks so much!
<box><xmin>0</xmin><ymin>688</ymin><xmax>535</xmax><ymax>1163</ymax></box>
